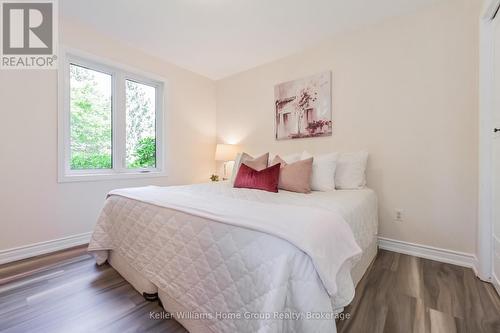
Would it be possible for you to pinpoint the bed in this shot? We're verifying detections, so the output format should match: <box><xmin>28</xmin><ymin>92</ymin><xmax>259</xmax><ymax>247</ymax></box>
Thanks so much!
<box><xmin>88</xmin><ymin>182</ymin><xmax>378</xmax><ymax>333</ymax></box>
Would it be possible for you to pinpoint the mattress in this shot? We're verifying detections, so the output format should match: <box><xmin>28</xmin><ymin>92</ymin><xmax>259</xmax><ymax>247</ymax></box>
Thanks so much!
<box><xmin>185</xmin><ymin>182</ymin><xmax>379</xmax><ymax>287</ymax></box>
<box><xmin>89</xmin><ymin>183</ymin><xmax>378</xmax><ymax>333</ymax></box>
<box><xmin>174</xmin><ymin>182</ymin><xmax>378</xmax><ymax>253</ymax></box>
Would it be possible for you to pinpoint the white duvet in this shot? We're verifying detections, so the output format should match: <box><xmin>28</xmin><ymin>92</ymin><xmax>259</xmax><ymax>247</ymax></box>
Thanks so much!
<box><xmin>88</xmin><ymin>183</ymin><xmax>364</xmax><ymax>333</ymax></box>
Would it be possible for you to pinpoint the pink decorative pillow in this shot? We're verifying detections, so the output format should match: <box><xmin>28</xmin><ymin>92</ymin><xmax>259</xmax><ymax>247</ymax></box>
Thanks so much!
<box><xmin>242</xmin><ymin>153</ymin><xmax>268</xmax><ymax>171</ymax></box>
<box><xmin>271</xmin><ymin>156</ymin><xmax>313</xmax><ymax>193</ymax></box>
<box><xmin>234</xmin><ymin>163</ymin><xmax>280</xmax><ymax>193</ymax></box>
<box><xmin>230</xmin><ymin>152</ymin><xmax>269</xmax><ymax>183</ymax></box>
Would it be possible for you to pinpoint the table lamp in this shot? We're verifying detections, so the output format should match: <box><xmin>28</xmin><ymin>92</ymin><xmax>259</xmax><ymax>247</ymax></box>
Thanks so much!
<box><xmin>215</xmin><ymin>144</ymin><xmax>239</xmax><ymax>180</ymax></box>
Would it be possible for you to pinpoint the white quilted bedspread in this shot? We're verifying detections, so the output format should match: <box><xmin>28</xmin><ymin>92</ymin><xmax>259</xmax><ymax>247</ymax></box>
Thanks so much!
<box><xmin>88</xmin><ymin>183</ymin><xmax>364</xmax><ymax>333</ymax></box>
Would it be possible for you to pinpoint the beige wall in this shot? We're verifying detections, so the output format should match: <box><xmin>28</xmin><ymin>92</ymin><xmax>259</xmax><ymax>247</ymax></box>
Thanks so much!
<box><xmin>216</xmin><ymin>0</ymin><xmax>480</xmax><ymax>253</ymax></box>
<box><xmin>0</xmin><ymin>20</ymin><xmax>216</xmax><ymax>250</ymax></box>
<box><xmin>0</xmin><ymin>0</ymin><xmax>481</xmax><ymax>255</ymax></box>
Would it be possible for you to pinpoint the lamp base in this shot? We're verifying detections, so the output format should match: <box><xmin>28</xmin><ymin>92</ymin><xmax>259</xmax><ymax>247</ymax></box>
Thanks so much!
<box><xmin>223</xmin><ymin>161</ymin><xmax>228</xmax><ymax>181</ymax></box>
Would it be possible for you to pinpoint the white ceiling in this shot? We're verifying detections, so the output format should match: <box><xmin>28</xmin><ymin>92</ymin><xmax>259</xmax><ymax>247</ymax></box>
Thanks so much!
<box><xmin>61</xmin><ymin>0</ymin><xmax>442</xmax><ymax>80</ymax></box>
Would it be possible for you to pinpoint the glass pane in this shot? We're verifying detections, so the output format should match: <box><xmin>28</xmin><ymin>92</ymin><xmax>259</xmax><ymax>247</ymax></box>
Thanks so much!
<box><xmin>69</xmin><ymin>64</ymin><xmax>112</xmax><ymax>170</ymax></box>
<box><xmin>126</xmin><ymin>80</ymin><xmax>156</xmax><ymax>169</ymax></box>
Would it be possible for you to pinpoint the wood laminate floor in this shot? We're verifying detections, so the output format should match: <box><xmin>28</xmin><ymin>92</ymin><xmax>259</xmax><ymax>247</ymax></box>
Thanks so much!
<box><xmin>0</xmin><ymin>249</ymin><xmax>498</xmax><ymax>333</ymax></box>
<box><xmin>337</xmin><ymin>250</ymin><xmax>500</xmax><ymax>333</ymax></box>
<box><xmin>0</xmin><ymin>250</ymin><xmax>187</xmax><ymax>333</ymax></box>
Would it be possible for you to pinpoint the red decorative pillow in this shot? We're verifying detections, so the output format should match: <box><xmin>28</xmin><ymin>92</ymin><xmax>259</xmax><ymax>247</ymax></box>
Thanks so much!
<box><xmin>233</xmin><ymin>163</ymin><xmax>280</xmax><ymax>193</ymax></box>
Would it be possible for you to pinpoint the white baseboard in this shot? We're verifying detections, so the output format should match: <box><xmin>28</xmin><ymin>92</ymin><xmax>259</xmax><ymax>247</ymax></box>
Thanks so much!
<box><xmin>493</xmin><ymin>273</ymin><xmax>500</xmax><ymax>296</ymax></box>
<box><xmin>378</xmin><ymin>237</ymin><xmax>478</xmax><ymax>273</ymax></box>
<box><xmin>0</xmin><ymin>233</ymin><xmax>487</xmax><ymax>284</ymax></box>
<box><xmin>0</xmin><ymin>232</ymin><xmax>92</xmax><ymax>265</ymax></box>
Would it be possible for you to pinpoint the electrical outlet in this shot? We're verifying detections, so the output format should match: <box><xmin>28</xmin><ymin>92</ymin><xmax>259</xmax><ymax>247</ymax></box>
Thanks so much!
<box><xmin>394</xmin><ymin>209</ymin><xmax>403</xmax><ymax>222</ymax></box>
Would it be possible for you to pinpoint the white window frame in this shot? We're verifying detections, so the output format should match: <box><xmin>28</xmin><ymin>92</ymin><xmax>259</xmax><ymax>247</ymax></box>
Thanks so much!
<box><xmin>58</xmin><ymin>47</ymin><xmax>166</xmax><ymax>182</ymax></box>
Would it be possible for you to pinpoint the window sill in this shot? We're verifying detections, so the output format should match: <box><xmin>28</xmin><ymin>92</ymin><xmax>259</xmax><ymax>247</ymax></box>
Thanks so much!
<box><xmin>57</xmin><ymin>170</ymin><xmax>168</xmax><ymax>183</ymax></box>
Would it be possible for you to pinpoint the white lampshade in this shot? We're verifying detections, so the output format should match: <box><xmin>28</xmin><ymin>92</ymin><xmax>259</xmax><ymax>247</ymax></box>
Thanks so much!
<box><xmin>215</xmin><ymin>144</ymin><xmax>239</xmax><ymax>161</ymax></box>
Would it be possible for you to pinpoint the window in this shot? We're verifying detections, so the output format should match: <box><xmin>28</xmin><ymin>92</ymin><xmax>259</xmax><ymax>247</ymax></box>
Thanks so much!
<box><xmin>125</xmin><ymin>80</ymin><xmax>156</xmax><ymax>169</ymax></box>
<box><xmin>59</xmin><ymin>50</ymin><xmax>165</xmax><ymax>182</ymax></box>
<box><xmin>69</xmin><ymin>64</ymin><xmax>113</xmax><ymax>170</ymax></box>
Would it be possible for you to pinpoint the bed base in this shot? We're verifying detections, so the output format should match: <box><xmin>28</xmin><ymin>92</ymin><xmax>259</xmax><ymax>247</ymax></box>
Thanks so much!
<box><xmin>107</xmin><ymin>250</ymin><xmax>157</xmax><ymax>295</ymax></box>
<box><xmin>108</xmin><ymin>237</ymin><xmax>378</xmax><ymax>330</ymax></box>
<box><xmin>108</xmin><ymin>244</ymin><xmax>378</xmax><ymax>331</ymax></box>
<box><xmin>351</xmin><ymin>237</ymin><xmax>378</xmax><ymax>286</ymax></box>
<box><xmin>108</xmin><ymin>236</ymin><xmax>378</xmax><ymax>296</ymax></box>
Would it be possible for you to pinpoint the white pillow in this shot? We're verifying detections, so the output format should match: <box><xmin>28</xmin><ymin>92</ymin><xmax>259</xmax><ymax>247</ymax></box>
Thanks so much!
<box><xmin>301</xmin><ymin>151</ymin><xmax>338</xmax><ymax>191</ymax></box>
<box><xmin>335</xmin><ymin>152</ymin><xmax>369</xmax><ymax>189</ymax></box>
